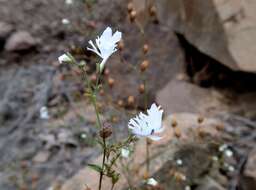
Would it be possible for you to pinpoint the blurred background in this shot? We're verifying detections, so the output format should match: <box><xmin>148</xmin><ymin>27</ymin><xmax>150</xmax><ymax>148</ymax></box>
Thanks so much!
<box><xmin>1</xmin><ymin>0</ymin><xmax>256</xmax><ymax>189</ymax></box>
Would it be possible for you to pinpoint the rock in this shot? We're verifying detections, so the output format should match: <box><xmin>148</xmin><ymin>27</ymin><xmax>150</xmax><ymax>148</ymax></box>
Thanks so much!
<box><xmin>196</xmin><ymin>177</ymin><xmax>225</xmax><ymax>190</ymax></box>
<box><xmin>5</xmin><ymin>31</ymin><xmax>37</xmax><ymax>52</ymax></box>
<box><xmin>33</xmin><ymin>150</ymin><xmax>50</xmax><ymax>163</ymax></box>
<box><xmin>156</xmin><ymin>79</ymin><xmax>228</xmax><ymax>115</ymax></box>
<box><xmin>153</xmin><ymin>0</ymin><xmax>256</xmax><ymax>73</ymax></box>
<box><xmin>244</xmin><ymin>148</ymin><xmax>256</xmax><ymax>182</ymax></box>
<box><xmin>0</xmin><ymin>22</ymin><xmax>13</xmax><ymax>39</ymax></box>
<box><xmin>214</xmin><ymin>0</ymin><xmax>256</xmax><ymax>72</ymax></box>
<box><xmin>0</xmin><ymin>22</ymin><xmax>13</xmax><ymax>49</ymax></box>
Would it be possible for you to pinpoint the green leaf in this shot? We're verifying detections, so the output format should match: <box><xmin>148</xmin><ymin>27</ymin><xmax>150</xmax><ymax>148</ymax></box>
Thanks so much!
<box><xmin>112</xmin><ymin>173</ymin><xmax>120</xmax><ymax>185</ymax></box>
<box><xmin>87</xmin><ymin>164</ymin><xmax>103</xmax><ymax>173</ymax></box>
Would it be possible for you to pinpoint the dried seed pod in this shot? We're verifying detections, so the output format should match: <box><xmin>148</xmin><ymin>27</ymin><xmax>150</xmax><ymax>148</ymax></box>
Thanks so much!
<box><xmin>117</xmin><ymin>100</ymin><xmax>124</xmax><ymax>107</ymax></box>
<box><xmin>59</xmin><ymin>74</ymin><xmax>65</xmax><ymax>81</ymax></box>
<box><xmin>104</xmin><ymin>68</ymin><xmax>110</xmax><ymax>76</ymax></box>
<box><xmin>149</xmin><ymin>5</ymin><xmax>157</xmax><ymax>17</ymax></box>
<box><xmin>108</xmin><ymin>77</ymin><xmax>115</xmax><ymax>88</ymax></box>
<box><xmin>118</xmin><ymin>40</ymin><xmax>124</xmax><ymax>51</ymax></box>
<box><xmin>99</xmin><ymin>89</ymin><xmax>105</xmax><ymax>96</ymax></box>
<box><xmin>129</xmin><ymin>10</ymin><xmax>137</xmax><ymax>22</ymax></box>
<box><xmin>140</xmin><ymin>60</ymin><xmax>149</xmax><ymax>72</ymax></box>
<box><xmin>138</xmin><ymin>84</ymin><xmax>145</xmax><ymax>94</ymax></box>
<box><xmin>127</xmin><ymin>2</ymin><xmax>134</xmax><ymax>13</ymax></box>
<box><xmin>174</xmin><ymin>127</ymin><xmax>181</xmax><ymax>138</ymax></box>
<box><xmin>90</xmin><ymin>74</ymin><xmax>97</xmax><ymax>83</ymax></box>
<box><xmin>171</xmin><ymin>119</ymin><xmax>178</xmax><ymax>128</ymax></box>
<box><xmin>99</xmin><ymin>122</ymin><xmax>112</xmax><ymax>139</ymax></box>
<box><xmin>197</xmin><ymin>116</ymin><xmax>204</xmax><ymax>124</ymax></box>
<box><xmin>111</xmin><ymin>116</ymin><xmax>118</xmax><ymax>123</ymax></box>
<box><xmin>197</xmin><ymin>126</ymin><xmax>206</xmax><ymax>138</ymax></box>
<box><xmin>215</xmin><ymin>123</ymin><xmax>224</xmax><ymax>131</ymax></box>
<box><xmin>143</xmin><ymin>44</ymin><xmax>149</xmax><ymax>54</ymax></box>
<box><xmin>127</xmin><ymin>95</ymin><xmax>135</xmax><ymax>106</ymax></box>
<box><xmin>143</xmin><ymin>171</ymin><xmax>150</xmax><ymax>180</ymax></box>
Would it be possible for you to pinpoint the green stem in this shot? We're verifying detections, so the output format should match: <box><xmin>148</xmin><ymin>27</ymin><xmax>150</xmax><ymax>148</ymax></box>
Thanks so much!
<box><xmin>90</xmin><ymin>93</ymin><xmax>101</xmax><ymax>128</ymax></box>
<box><xmin>111</xmin><ymin>183</ymin><xmax>115</xmax><ymax>190</ymax></box>
<box><xmin>99</xmin><ymin>138</ymin><xmax>106</xmax><ymax>190</ymax></box>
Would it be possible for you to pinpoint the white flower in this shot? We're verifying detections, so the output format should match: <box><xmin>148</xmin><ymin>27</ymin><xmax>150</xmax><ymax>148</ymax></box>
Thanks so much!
<box><xmin>80</xmin><ymin>133</ymin><xmax>87</xmax><ymax>139</ymax></box>
<box><xmin>224</xmin><ymin>149</ymin><xmax>233</xmax><ymax>157</ymax></box>
<box><xmin>87</xmin><ymin>27</ymin><xmax>122</xmax><ymax>72</ymax></box>
<box><xmin>58</xmin><ymin>53</ymin><xmax>72</xmax><ymax>64</ymax></box>
<box><xmin>121</xmin><ymin>148</ymin><xmax>130</xmax><ymax>158</ymax></box>
<box><xmin>62</xmin><ymin>18</ymin><xmax>70</xmax><ymax>25</ymax></box>
<box><xmin>176</xmin><ymin>159</ymin><xmax>183</xmax><ymax>166</ymax></box>
<box><xmin>146</xmin><ymin>178</ymin><xmax>158</xmax><ymax>186</ymax></box>
<box><xmin>212</xmin><ymin>156</ymin><xmax>219</xmax><ymax>161</ymax></box>
<box><xmin>65</xmin><ymin>0</ymin><xmax>73</xmax><ymax>5</ymax></box>
<box><xmin>219</xmin><ymin>144</ymin><xmax>228</xmax><ymax>152</ymax></box>
<box><xmin>128</xmin><ymin>103</ymin><xmax>164</xmax><ymax>141</ymax></box>
<box><xmin>228</xmin><ymin>165</ymin><xmax>235</xmax><ymax>172</ymax></box>
<box><xmin>40</xmin><ymin>106</ymin><xmax>49</xmax><ymax>119</ymax></box>
<box><xmin>185</xmin><ymin>186</ymin><xmax>191</xmax><ymax>190</ymax></box>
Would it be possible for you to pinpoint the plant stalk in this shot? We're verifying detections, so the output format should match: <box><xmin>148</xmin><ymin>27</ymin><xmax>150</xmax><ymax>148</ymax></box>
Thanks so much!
<box><xmin>99</xmin><ymin>138</ymin><xmax>106</xmax><ymax>190</ymax></box>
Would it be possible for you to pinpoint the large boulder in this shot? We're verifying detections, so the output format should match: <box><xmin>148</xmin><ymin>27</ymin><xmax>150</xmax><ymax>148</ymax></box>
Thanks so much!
<box><xmin>152</xmin><ymin>0</ymin><xmax>256</xmax><ymax>73</ymax></box>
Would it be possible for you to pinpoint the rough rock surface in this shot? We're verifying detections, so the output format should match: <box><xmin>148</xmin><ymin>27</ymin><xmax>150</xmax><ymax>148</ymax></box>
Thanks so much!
<box><xmin>214</xmin><ymin>0</ymin><xmax>256</xmax><ymax>72</ymax></box>
<box><xmin>0</xmin><ymin>22</ymin><xmax>13</xmax><ymax>49</ymax></box>
<box><xmin>0</xmin><ymin>22</ymin><xmax>13</xmax><ymax>39</ymax></box>
<box><xmin>5</xmin><ymin>31</ymin><xmax>37</xmax><ymax>52</ymax></box>
<box><xmin>156</xmin><ymin>79</ymin><xmax>228</xmax><ymax>115</ymax></box>
<box><xmin>152</xmin><ymin>0</ymin><xmax>256</xmax><ymax>73</ymax></box>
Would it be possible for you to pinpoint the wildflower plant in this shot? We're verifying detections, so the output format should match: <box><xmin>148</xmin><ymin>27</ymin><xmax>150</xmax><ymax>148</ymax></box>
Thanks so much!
<box><xmin>59</xmin><ymin>2</ymin><xmax>164</xmax><ymax>186</ymax></box>
<box><xmin>58</xmin><ymin>27</ymin><xmax>140</xmax><ymax>190</ymax></box>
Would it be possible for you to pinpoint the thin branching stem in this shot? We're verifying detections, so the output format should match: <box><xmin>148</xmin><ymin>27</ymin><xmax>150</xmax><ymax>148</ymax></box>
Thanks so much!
<box><xmin>99</xmin><ymin>137</ymin><xmax>106</xmax><ymax>190</ymax></box>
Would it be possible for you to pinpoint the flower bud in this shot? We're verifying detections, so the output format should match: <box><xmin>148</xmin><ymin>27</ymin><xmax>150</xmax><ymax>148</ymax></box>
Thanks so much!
<box><xmin>143</xmin><ymin>44</ymin><xmax>149</xmax><ymax>54</ymax></box>
<box><xmin>140</xmin><ymin>60</ymin><xmax>149</xmax><ymax>72</ymax></box>
<box><xmin>58</xmin><ymin>53</ymin><xmax>73</xmax><ymax>64</ymax></box>
<box><xmin>108</xmin><ymin>77</ymin><xmax>115</xmax><ymax>88</ymax></box>
<box><xmin>129</xmin><ymin>10</ymin><xmax>137</xmax><ymax>22</ymax></box>
<box><xmin>127</xmin><ymin>2</ymin><xmax>134</xmax><ymax>13</ymax></box>
<box><xmin>99</xmin><ymin>122</ymin><xmax>112</xmax><ymax>139</ymax></box>
<box><xmin>149</xmin><ymin>5</ymin><xmax>157</xmax><ymax>17</ymax></box>
<box><xmin>127</xmin><ymin>95</ymin><xmax>135</xmax><ymax>106</ymax></box>
<box><xmin>138</xmin><ymin>84</ymin><xmax>145</xmax><ymax>94</ymax></box>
